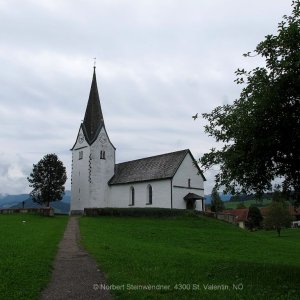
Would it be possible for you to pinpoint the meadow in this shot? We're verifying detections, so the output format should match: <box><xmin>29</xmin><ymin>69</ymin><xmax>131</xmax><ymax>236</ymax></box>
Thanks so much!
<box><xmin>80</xmin><ymin>215</ymin><xmax>300</xmax><ymax>300</ymax></box>
<box><xmin>0</xmin><ymin>214</ymin><xmax>67</xmax><ymax>299</ymax></box>
<box><xmin>224</xmin><ymin>198</ymin><xmax>272</xmax><ymax>209</ymax></box>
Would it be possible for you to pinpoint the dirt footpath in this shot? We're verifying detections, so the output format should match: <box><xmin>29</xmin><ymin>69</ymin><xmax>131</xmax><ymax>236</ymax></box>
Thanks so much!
<box><xmin>40</xmin><ymin>217</ymin><xmax>113</xmax><ymax>300</ymax></box>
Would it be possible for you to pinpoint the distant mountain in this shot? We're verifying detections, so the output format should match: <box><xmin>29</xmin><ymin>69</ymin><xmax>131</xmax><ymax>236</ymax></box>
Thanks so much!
<box><xmin>0</xmin><ymin>191</ymin><xmax>71</xmax><ymax>214</ymax></box>
<box><xmin>204</xmin><ymin>193</ymin><xmax>232</xmax><ymax>204</ymax></box>
<box><xmin>0</xmin><ymin>194</ymin><xmax>29</xmax><ymax>208</ymax></box>
<box><xmin>10</xmin><ymin>198</ymin><xmax>70</xmax><ymax>214</ymax></box>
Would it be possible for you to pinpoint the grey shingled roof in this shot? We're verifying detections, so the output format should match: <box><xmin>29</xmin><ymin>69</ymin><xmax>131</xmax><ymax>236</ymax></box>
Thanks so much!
<box><xmin>109</xmin><ymin>149</ymin><xmax>192</xmax><ymax>185</ymax></box>
<box><xmin>184</xmin><ymin>193</ymin><xmax>204</xmax><ymax>200</ymax></box>
<box><xmin>82</xmin><ymin>68</ymin><xmax>104</xmax><ymax>144</ymax></box>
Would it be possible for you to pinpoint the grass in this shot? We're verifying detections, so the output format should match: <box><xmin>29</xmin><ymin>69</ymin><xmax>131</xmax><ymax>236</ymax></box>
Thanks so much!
<box><xmin>0</xmin><ymin>214</ymin><xmax>68</xmax><ymax>300</ymax></box>
<box><xmin>225</xmin><ymin>198</ymin><xmax>272</xmax><ymax>209</ymax></box>
<box><xmin>80</xmin><ymin>215</ymin><xmax>300</xmax><ymax>300</ymax></box>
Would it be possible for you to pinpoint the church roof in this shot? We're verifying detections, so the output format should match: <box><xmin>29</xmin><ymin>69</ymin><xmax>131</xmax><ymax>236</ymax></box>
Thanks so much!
<box><xmin>109</xmin><ymin>149</ymin><xmax>204</xmax><ymax>185</ymax></box>
<box><xmin>82</xmin><ymin>68</ymin><xmax>104</xmax><ymax>143</ymax></box>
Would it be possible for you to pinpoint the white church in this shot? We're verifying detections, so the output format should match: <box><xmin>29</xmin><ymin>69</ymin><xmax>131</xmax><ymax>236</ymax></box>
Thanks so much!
<box><xmin>70</xmin><ymin>68</ymin><xmax>206</xmax><ymax>214</ymax></box>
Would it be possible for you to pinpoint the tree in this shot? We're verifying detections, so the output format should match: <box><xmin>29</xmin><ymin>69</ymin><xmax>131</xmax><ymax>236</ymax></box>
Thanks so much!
<box><xmin>27</xmin><ymin>154</ymin><xmax>67</xmax><ymax>207</ymax></box>
<box><xmin>236</xmin><ymin>202</ymin><xmax>246</xmax><ymax>209</ymax></box>
<box><xmin>246</xmin><ymin>206</ymin><xmax>263</xmax><ymax>230</ymax></box>
<box><xmin>200</xmin><ymin>1</ymin><xmax>300</xmax><ymax>205</ymax></box>
<box><xmin>272</xmin><ymin>188</ymin><xmax>288</xmax><ymax>203</ymax></box>
<box><xmin>230</xmin><ymin>194</ymin><xmax>240</xmax><ymax>202</ymax></box>
<box><xmin>264</xmin><ymin>201</ymin><xmax>292</xmax><ymax>236</ymax></box>
<box><xmin>210</xmin><ymin>187</ymin><xmax>225</xmax><ymax>212</ymax></box>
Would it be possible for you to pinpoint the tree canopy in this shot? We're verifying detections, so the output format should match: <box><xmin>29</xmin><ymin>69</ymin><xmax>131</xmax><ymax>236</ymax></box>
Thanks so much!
<box><xmin>200</xmin><ymin>1</ymin><xmax>300</xmax><ymax>204</ymax></box>
<box><xmin>27</xmin><ymin>154</ymin><xmax>67</xmax><ymax>207</ymax></box>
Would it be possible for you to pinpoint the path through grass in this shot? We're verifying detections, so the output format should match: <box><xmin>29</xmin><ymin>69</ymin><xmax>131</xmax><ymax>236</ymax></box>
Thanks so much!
<box><xmin>0</xmin><ymin>214</ymin><xmax>67</xmax><ymax>299</ymax></box>
<box><xmin>80</xmin><ymin>215</ymin><xmax>300</xmax><ymax>299</ymax></box>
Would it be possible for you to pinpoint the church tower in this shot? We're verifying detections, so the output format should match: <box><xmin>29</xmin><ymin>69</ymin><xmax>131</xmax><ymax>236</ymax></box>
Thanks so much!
<box><xmin>71</xmin><ymin>68</ymin><xmax>115</xmax><ymax>214</ymax></box>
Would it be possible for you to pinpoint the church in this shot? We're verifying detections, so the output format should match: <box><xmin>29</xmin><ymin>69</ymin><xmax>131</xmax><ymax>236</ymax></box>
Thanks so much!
<box><xmin>70</xmin><ymin>68</ymin><xmax>206</xmax><ymax>214</ymax></box>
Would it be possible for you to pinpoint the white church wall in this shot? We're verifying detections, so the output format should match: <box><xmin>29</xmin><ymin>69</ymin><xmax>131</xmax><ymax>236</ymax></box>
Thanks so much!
<box><xmin>172</xmin><ymin>153</ymin><xmax>204</xmax><ymax>210</ymax></box>
<box><xmin>71</xmin><ymin>126</ymin><xmax>90</xmax><ymax>211</ymax></box>
<box><xmin>90</xmin><ymin>127</ymin><xmax>115</xmax><ymax>208</ymax></box>
<box><xmin>195</xmin><ymin>199</ymin><xmax>204</xmax><ymax>211</ymax></box>
<box><xmin>109</xmin><ymin>179</ymin><xmax>172</xmax><ymax>208</ymax></box>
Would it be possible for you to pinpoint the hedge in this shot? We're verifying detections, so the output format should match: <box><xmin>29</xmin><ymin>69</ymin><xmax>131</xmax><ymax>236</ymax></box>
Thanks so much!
<box><xmin>84</xmin><ymin>207</ymin><xmax>201</xmax><ymax>218</ymax></box>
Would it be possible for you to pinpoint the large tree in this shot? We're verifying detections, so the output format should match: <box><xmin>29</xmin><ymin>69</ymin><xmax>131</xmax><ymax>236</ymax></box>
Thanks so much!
<box><xmin>27</xmin><ymin>154</ymin><xmax>67</xmax><ymax>207</ymax></box>
<box><xmin>200</xmin><ymin>1</ymin><xmax>300</xmax><ymax>205</ymax></box>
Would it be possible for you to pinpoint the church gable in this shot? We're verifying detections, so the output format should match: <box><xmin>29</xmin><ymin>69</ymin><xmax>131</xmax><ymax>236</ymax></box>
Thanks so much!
<box><xmin>90</xmin><ymin>126</ymin><xmax>115</xmax><ymax>162</ymax></box>
<box><xmin>172</xmin><ymin>151</ymin><xmax>206</xmax><ymax>187</ymax></box>
<box><xmin>71</xmin><ymin>125</ymin><xmax>89</xmax><ymax>150</ymax></box>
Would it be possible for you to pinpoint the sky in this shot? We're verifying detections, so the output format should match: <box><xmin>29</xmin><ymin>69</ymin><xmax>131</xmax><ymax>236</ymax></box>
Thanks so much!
<box><xmin>0</xmin><ymin>0</ymin><xmax>293</xmax><ymax>195</ymax></box>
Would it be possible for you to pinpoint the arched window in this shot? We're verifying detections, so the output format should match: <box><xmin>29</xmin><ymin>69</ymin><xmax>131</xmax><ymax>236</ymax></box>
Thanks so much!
<box><xmin>100</xmin><ymin>150</ymin><xmax>106</xmax><ymax>160</ymax></box>
<box><xmin>147</xmin><ymin>184</ymin><xmax>152</xmax><ymax>205</ymax></box>
<box><xmin>130</xmin><ymin>186</ymin><xmax>135</xmax><ymax>206</ymax></box>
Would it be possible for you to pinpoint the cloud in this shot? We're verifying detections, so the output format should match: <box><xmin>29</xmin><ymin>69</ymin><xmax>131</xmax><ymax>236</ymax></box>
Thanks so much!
<box><xmin>0</xmin><ymin>0</ymin><xmax>293</xmax><ymax>194</ymax></box>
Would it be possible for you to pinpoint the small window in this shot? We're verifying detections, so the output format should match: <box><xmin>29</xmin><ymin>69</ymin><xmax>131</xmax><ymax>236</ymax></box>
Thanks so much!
<box><xmin>130</xmin><ymin>186</ymin><xmax>135</xmax><ymax>206</ymax></box>
<box><xmin>147</xmin><ymin>185</ymin><xmax>152</xmax><ymax>205</ymax></box>
<box><xmin>79</xmin><ymin>151</ymin><xmax>83</xmax><ymax>160</ymax></box>
<box><xmin>100</xmin><ymin>150</ymin><xmax>106</xmax><ymax>160</ymax></box>
<box><xmin>188</xmin><ymin>179</ymin><xmax>191</xmax><ymax>188</ymax></box>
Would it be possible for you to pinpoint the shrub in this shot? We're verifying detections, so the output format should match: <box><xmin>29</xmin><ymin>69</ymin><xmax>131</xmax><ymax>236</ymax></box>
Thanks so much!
<box><xmin>84</xmin><ymin>207</ymin><xmax>201</xmax><ymax>218</ymax></box>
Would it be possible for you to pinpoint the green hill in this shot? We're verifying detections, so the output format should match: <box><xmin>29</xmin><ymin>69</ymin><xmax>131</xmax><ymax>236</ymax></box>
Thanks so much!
<box><xmin>80</xmin><ymin>214</ymin><xmax>300</xmax><ymax>299</ymax></box>
<box><xmin>225</xmin><ymin>198</ymin><xmax>272</xmax><ymax>209</ymax></box>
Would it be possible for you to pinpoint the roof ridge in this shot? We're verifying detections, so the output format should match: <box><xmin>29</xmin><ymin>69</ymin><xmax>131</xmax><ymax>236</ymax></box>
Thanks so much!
<box><xmin>115</xmin><ymin>149</ymin><xmax>189</xmax><ymax>166</ymax></box>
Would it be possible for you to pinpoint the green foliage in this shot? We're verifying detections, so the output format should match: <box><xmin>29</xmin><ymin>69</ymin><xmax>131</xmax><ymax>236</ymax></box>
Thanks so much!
<box><xmin>246</xmin><ymin>206</ymin><xmax>263</xmax><ymax>230</ymax></box>
<box><xmin>236</xmin><ymin>202</ymin><xmax>246</xmax><ymax>209</ymax></box>
<box><xmin>210</xmin><ymin>187</ymin><xmax>225</xmax><ymax>212</ymax></box>
<box><xmin>230</xmin><ymin>194</ymin><xmax>240</xmax><ymax>202</ymax></box>
<box><xmin>225</xmin><ymin>198</ymin><xmax>272</xmax><ymax>209</ymax></box>
<box><xmin>80</xmin><ymin>216</ymin><xmax>300</xmax><ymax>299</ymax></box>
<box><xmin>200</xmin><ymin>1</ymin><xmax>300</xmax><ymax>205</ymax></box>
<box><xmin>0</xmin><ymin>214</ymin><xmax>67</xmax><ymax>299</ymax></box>
<box><xmin>84</xmin><ymin>207</ymin><xmax>199</xmax><ymax>217</ymax></box>
<box><xmin>264</xmin><ymin>202</ymin><xmax>293</xmax><ymax>236</ymax></box>
<box><xmin>28</xmin><ymin>153</ymin><xmax>67</xmax><ymax>206</ymax></box>
<box><xmin>272</xmin><ymin>189</ymin><xmax>288</xmax><ymax>203</ymax></box>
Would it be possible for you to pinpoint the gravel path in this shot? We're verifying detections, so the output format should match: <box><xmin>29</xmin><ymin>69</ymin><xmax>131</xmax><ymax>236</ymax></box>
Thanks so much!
<box><xmin>40</xmin><ymin>217</ymin><xmax>113</xmax><ymax>300</ymax></box>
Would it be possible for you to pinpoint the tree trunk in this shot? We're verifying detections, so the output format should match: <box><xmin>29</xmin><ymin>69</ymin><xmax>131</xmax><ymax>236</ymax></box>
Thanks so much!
<box><xmin>277</xmin><ymin>227</ymin><xmax>281</xmax><ymax>237</ymax></box>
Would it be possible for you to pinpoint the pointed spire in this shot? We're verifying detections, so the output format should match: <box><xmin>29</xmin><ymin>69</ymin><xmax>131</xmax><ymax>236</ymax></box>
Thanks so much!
<box><xmin>82</xmin><ymin>67</ymin><xmax>104</xmax><ymax>143</ymax></box>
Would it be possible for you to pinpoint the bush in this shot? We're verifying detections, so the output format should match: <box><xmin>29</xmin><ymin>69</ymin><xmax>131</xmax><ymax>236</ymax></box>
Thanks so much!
<box><xmin>236</xmin><ymin>203</ymin><xmax>246</xmax><ymax>209</ymax></box>
<box><xmin>84</xmin><ymin>207</ymin><xmax>201</xmax><ymax>218</ymax></box>
<box><xmin>245</xmin><ymin>206</ymin><xmax>263</xmax><ymax>230</ymax></box>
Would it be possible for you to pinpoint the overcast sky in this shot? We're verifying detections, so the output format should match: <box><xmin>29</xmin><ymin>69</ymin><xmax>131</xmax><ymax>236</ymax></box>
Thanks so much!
<box><xmin>0</xmin><ymin>0</ymin><xmax>293</xmax><ymax>195</ymax></box>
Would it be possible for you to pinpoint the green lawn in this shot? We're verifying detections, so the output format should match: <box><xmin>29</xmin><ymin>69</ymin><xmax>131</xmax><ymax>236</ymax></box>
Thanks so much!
<box><xmin>80</xmin><ymin>215</ymin><xmax>300</xmax><ymax>300</ymax></box>
<box><xmin>0</xmin><ymin>214</ymin><xmax>67</xmax><ymax>300</ymax></box>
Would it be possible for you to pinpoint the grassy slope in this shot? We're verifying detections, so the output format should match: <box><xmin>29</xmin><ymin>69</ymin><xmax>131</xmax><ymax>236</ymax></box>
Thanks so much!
<box><xmin>0</xmin><ymin>214</ymin><xmax>67</xmax><ymax>300</ymax></box>
<box><xmin>80</xmin><ymin>215</ymin><xmax>300</xmax><ymax>300</ymax></box>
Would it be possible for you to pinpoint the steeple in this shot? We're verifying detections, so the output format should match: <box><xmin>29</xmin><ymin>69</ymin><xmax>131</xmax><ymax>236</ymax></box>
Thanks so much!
<box><xmin>82</xmin><ymin>67</ymin><xmax>104</xmax><ymax>143</ymax></box>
